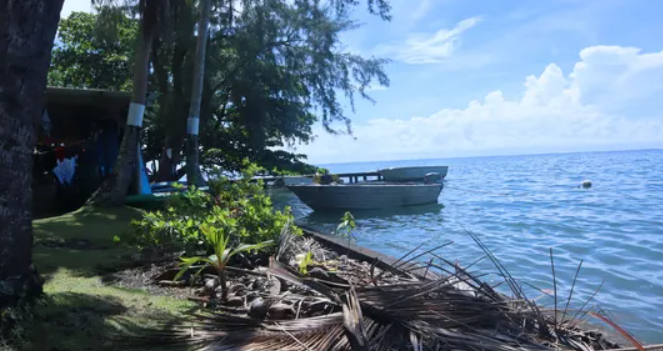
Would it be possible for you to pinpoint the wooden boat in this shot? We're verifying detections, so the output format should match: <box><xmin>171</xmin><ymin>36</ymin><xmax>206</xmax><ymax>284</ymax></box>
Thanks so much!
<box><xmin>288</xmin><ymin>182</ymin><xmax>443</xmax><ymax>211</ymax></box>
<box><xmin>379</xmin><ymin>165</ymin><xmax>449</xmax><ymax>182</ymax></box>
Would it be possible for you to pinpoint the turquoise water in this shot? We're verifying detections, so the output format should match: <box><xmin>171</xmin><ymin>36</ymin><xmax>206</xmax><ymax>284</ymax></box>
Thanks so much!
<box><xmin>271</xmin><ymin>149</ymin><xmax>663</xmax><ymax>343</ymax></box>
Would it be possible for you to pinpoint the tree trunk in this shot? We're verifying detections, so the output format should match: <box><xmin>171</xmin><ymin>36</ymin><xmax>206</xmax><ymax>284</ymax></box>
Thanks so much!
<box><xmin>87</xmin><ymin>0</ymin><xmax>158</xmax><ymax>206</ymax></box>
<box><xmin>151</xmin><ymin>38</ymin><xmax>173</xmax><ymax>182</ymax></box>
<box><xmin>156</xmin><ymin>36</ymin><xmax>188</xmax><ymax>182</ymax></box>
<box><xmin>185</xmin><ymin>0</ymin><xmax>211</xmax><ymax>187</ymax></box>
<box><xmin>0</xmin><ymin>0</ymin><xmax>64</xmax><ymax>306</ymax></box>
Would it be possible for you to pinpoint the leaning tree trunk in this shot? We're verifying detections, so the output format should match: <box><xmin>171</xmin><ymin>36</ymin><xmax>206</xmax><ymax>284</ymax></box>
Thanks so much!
<box><xmin>87</xmin><ymin>0</ymin><xmax>159</xmax><ymax>206</ymax></box>
<box><xmin>0</xmin><ymin>0</ymin><xmax>64</xmax><ymax>306</ymax></box>
<box><xmin>185</xmin><ymin>0</ymin><xmax>211</xmax><ymax>187</ymax></box>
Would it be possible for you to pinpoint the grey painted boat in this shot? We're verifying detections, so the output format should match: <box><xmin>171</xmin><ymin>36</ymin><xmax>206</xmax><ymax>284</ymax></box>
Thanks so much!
<box><xmin>288</xmin><ymin>183</ymin><xmax>443</xmax><ymax>211</ymax></box>
<box><xmin>379</xmin><ymin>165</ymin><xmax>449</xmax><ymax>182</ymax></box>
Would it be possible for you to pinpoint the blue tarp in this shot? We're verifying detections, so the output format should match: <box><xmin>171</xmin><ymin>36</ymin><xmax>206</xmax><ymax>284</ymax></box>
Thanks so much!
<box><xmin>138</xmin><ymin>152</ymin><xmax>152</xmax><ymax>195</ymax></box>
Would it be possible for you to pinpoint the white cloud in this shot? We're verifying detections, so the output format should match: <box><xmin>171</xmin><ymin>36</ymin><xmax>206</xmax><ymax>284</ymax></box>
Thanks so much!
<box><xmin>410</xmin><ymin>0</ymin><xmax>432</xmax><ymax>21</ymax></box>
<box><xmin>60</xmin><ymin>0</ymin><xmax>93</xmax><ymax>18</ymax></box>
<box><xmin>571</xmin><ymin>46</ymin><xmax>663</xmax><ymax>108</ymax></box>
<box><xmin>373</xmin><ymin>16</ymin><xmax>483</xmax><ymax>65</ymax></box>
<box><xmin>293</xmin><ymin>46</ymin><xmax>663</xmax><ymax>164</ymax></box>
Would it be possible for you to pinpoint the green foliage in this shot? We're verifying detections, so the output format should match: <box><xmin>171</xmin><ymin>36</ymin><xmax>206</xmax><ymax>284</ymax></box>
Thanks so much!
<box><xmin>48</xmin><ymin>11</ymin><xmax>137</xmax><ymax>90</ymax></box>
<box><xmin>313</xmin><ymin>173</ymin><xmax>341</xmax><ymax>184</ymax></box>
<box><xmin>127</xmin><ymin>162</ymin><xmax>300</xmax><ymax>252</ymax></box>
<box><xmin>198</xmin><ymin>0</ymin><xmax>391</xmax><ymax>173</ymax></box>
<box><xmin>335</xmin><ymin>211</ymin><xmax>357</xmax><ymax>244</ymax></box>
<box><xmin>205</xmin><ymin>149</ymin><xmax>321</xmax><ymax>176</ymax></box>
<box><xmin>297</xmin><ymin>251</ymin><xmax>315</xmax><ymax>276</ymax></box>
<box><xmin>127</xmin><ymin>187</ymin><xmax>212</xmax><ymax>250</ymax></box>
<box><xmin>49</xmin><ymin>1</ymin><xmax>392</xmax><ymax>178</ymax></box>
<box><xmin>174</xmin><ymin>223</ymin><xmax>273</xmax><ymax>299</ymax></box>
<box><xmin>207</xmin><ymin>160</ymin><xmax>303</xmax><ymax>243</ymax></box>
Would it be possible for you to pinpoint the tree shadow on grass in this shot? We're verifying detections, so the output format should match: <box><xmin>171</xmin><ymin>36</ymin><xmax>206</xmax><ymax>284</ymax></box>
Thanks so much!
<box><xmin>34</xmin><ymin>245</ymin><xmax>138</xmax><ymax>282</ymax></box>
<box><xmin>14</xmin><ymin>292</ymin><xmax>192</xmax><ymax>351</ymax></box>
<box><xmin>32</xmin><ymin>205</ymin><xmax>144</xmax><ymax>280</ymax></box>
<box><xmin>33</xmin><ymin>206</ymin><xmax>142</xmax><ymax>247</ymax></box>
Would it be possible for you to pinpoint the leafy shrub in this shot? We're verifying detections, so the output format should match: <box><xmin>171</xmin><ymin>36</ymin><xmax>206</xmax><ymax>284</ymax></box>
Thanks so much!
<box><xmin>127</xmin><ymin>186</ymin><xmax>212</xmax><ymax>251</ymax></box>
<box><xmin>126</xmin><ymin>161</ymin><xmax>300</xmax><ymax>253</ymax></box>
<box><xmin>207</xmin><ymin>161</ymin><xmax>302</xmax><ymax>244</ymax></box>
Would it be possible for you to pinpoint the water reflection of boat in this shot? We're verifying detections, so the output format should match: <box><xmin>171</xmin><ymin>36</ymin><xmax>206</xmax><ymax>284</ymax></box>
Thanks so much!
<box><xmin>379</xmin><ymin>166</ymin><xmax>449</xmax><ymax>182</ymax></box>
<box><xmin>288</xmin><ymin>183</ymin><xmax>443</xmax><ymax>211</ymax></box>
<box><xmin>301</xmin><ymin>203</ymin><xmax>445</xmax><ymax>223</ymax></box>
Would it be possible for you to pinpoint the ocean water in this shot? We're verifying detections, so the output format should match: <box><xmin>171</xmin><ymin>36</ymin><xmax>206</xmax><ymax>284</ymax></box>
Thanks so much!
<box><xmin>270</xmin><ymin>149</ymin><xmax>663</xmax><ymax>343</ymax></box>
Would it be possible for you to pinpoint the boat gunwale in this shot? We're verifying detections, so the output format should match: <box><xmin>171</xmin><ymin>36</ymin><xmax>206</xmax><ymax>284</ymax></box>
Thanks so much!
<box><xmin>287</xmin><ymin>183</ymin><xmax>444</xmax><ymax>189</ymax></box>
<box><xmin>379</xmin><ymin>165</ymin><xmax>449</xmax><ymax>172</ymax></box>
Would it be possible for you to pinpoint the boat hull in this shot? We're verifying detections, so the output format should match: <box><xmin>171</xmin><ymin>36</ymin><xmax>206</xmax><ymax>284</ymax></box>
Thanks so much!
<box><xmin>379</xmin><ymin>166</ymin><xmax>449</xmax><ymax>182</ymax></box>
<box><xmin>288</xmin><ymin>183</ymin><xmax>443</xmax><ymax>211</ymax></box>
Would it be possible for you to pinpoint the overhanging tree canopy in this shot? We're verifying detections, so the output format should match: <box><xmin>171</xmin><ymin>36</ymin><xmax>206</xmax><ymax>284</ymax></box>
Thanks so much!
<box><xmin>48</xmin><ymin>0</ymin><xmax>391</xmax><ymax>184</ymax></box>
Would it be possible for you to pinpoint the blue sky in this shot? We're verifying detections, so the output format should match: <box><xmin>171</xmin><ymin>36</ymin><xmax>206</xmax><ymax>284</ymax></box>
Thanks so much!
<box><xmin>61</xmin><ymin>0</ymin><xmax>663</xmax><ymax>164</ymax></box>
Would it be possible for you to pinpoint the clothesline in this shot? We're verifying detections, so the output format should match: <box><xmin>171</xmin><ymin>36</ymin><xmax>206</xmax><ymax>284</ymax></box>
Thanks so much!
<box><xmin>34</xmin><ymin>139</ymin><xmax>87</xmax><ymax>156</ymax></box>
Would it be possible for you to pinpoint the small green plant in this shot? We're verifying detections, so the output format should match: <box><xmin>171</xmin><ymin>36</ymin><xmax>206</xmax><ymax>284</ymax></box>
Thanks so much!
<box><xmin>335</xmin><ymin>211</ymin><xmax>357</xmax><ymax>245</ymax></box>
<box><xmin>174</xmin><ymin>219</ymin><xmax>273</xmax><ymax>301</ymax></box>
<box><xmin>297</xmin><ymin>251</ymin><xmax>315</xmax><ymax>275</ymax></box>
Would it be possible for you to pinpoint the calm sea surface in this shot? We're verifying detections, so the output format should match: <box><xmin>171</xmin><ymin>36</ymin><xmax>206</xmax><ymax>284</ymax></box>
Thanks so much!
<box><xmin>271</xmin><ymin>149</ymin><xmax>663</xmax><ymax>343</ymax></box>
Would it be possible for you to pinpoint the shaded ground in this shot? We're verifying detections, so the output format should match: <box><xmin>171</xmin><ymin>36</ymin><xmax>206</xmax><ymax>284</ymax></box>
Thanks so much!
<box><xmin>4</xmin><ymin>207</ymin><xmax>195</xmax><ymax>351</ymax></box>
<box><xmin>32</xmin><ymin>206</ymin><xmax>142</xmax><ymax>278</ymax></box>
<box><xmin>101</xmin><ymin>262</ymin><xmax>192</xmax><ymax>300</ymax></box>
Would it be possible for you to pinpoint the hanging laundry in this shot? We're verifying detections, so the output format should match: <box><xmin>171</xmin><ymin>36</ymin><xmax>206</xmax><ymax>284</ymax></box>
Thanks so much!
<box><xmin>52</xmin><ymin>157</ymin><xmax>77</xmax><ymax>185</ymax></box>
<box><xmin>53</xmin><ymin>161</ymin><xmax>66</xmax><ymax>184</ymax></box>
<box><xmin>64</xmin><ymin>157</ymin><xmax>77</xmax><ymax>184</ymax></box>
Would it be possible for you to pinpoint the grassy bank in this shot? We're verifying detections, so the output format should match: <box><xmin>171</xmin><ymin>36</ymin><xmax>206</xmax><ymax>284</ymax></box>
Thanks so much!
<box><xmin>7</xmin><ymin>207</ymin><xmax>193</xmax><ymax>351</ymax></box>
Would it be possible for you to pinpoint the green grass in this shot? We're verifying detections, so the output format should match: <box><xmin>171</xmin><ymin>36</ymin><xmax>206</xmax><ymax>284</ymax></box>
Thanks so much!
<box><xmin>33</xmin><ymin>206</ymin><xmax>142</xmax><ymax>247</ymax></box>
<box><xmin>33</xmin><ymin>206</ymin><xmax>142</xmax><ymax>277</ymax></box>
<box><xmin>5</xmin><ymin>206</ymin><xmax>194</xmax><ymax>351</ymax></box>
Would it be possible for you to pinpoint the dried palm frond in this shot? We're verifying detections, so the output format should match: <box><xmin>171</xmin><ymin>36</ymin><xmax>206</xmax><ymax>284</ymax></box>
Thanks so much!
<box><xmin>342</xmin><ymin>286</ymin><xmax>369</xmax><ymax>351</ymax></box>
<box><xmin>115</xmin><ymin>312</ymin><xmax>346</xmax><ymax>349</ymax></box>
<box><xmin>276</xmin><ymin>220</ymin><xmax>295</xmax><ymax>262</ymax></box>
<box><xmin>115</xmin><ymin>225</ymin><xmax>629</xmax><ymax>351</ymax></box>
